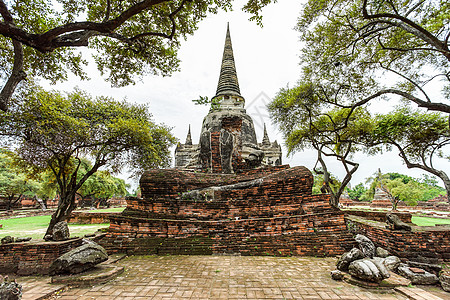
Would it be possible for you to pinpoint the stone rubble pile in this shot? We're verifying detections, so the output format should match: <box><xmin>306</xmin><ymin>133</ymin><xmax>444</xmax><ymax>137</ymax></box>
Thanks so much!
<box><xmin>332</xmin><ymin>233</ymin><xmax>447</xmax><ymax>292</ymax></box>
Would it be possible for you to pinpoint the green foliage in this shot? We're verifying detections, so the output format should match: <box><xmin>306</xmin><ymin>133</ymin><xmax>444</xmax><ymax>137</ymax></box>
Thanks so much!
<box><xmin>347</xmin><ymin>183</ymin><xmax>369</xmax><ymax>202</ymax></box>
<box><xmin>358</xmin><ymin>170</ymin><xmax>447</xmax><ymax>205</ymax></box>
<box><xmin>271</xmin><ymin>0</ymin><xmax>450</xmax><ymax>202</ymax></box>
<box><xmin>78</xmin><ymin>168</ymin><xmax>129</xmax><ymax>204</ymax></box>
<box><xmin>370</xmin><ymin>107</ymin><xmax>449</xmax><ymax>160</ymax></box>
<box><xmin>269</xmin><ymin>87</ymin><xmax>372</xmax><ymax>205</ymax></box>
<box><xmin>312</xmin><ymin>172</ymin><xmax>341</xmax><ymax>195</ymax></box>
<box><xmin>192</xmin><ymin>96</ymin><xmax>221</xmax><ymax>110</ymax></box>
<box><xmin>0</xmin><ymin>0</ymin><xmax>278</xmax><ymax>111</ymax></box>
<box><xmin>0</xmin><ymin>150</ymin><xmax>40</xmax><ymax>209</ymax></box>
<box><xmin>1</xmin><ymin>85</ymin><xmax>176</xmax><ymax>175</ymax></box>
<box><xmin>384</xmin><ymin>178</ymin><xmax>423</xmax><ymax>206</ymax></box>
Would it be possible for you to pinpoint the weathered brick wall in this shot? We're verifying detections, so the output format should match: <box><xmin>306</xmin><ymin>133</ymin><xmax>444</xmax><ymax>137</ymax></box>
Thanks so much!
<box><xmin>343</xmin><ymin>209</ymin><xmax>412</xmax><ymax>223</ymax></box>
<box><xmin>130</xmin><ymin>167</ymin><xmax>313</xmax><ymax>220</ymax></box>
<box><xmin>100</xmin><ymin>166</ymin><xmax>355</xmax><ymax>256</ymax></box>
<box><xmin>101</xmin><ymin>209</ymin><xmax>354</xmax><ymax>256</ymax></box>
<box><xmin>346</xmin><ymin>216</ymin><xmax>450</xmax><ymax>262</ymax></box>
<box><xmin>67</xmin><ymin>212</ymin><xmax>121</xmax><ymax>224</ymax></box>
<box><xmin>138</xmin><ymin>165</ymin><xmax>290</xmax><ymax>206</ymax></box>
<box><xmin>0</xmin><ymin>238</ymin><xmax>83</xmax><ymax>275</ymax></box>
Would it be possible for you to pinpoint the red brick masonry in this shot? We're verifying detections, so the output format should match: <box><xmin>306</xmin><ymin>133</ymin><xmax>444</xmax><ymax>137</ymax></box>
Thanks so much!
<box><xmin>0</xmin><ymin>238</ymin><xmax>83</xmax><ymax>275</ymax></box>
<box><xmin>67</xmin><ymin>212</ymin><xmax>121</xmax><ymax>224</ymax></box>
<box><xmin>346</xmin><ymin>216</ymin><xmax>450</xmax><ymax>262</ymax></box>
<box><xmin>99</xmin><ymin>166</ymin><xmax>355</xmax><ymax>256</ymax></box>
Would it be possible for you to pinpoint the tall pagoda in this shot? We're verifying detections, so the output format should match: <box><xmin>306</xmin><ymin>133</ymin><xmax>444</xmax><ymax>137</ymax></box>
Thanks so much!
<box><xmin>175</xmin><ymin>24</ymin><xmax>282</xmax><ymax>172</ymax></box>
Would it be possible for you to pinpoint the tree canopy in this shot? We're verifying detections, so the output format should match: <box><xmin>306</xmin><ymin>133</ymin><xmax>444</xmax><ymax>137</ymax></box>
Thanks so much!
<box><xmin>348</xmin><ymin>170</ymin><xmax>446</xmax><ymax>207</ymax></box>
<box><xmin>295</xmin><ymin>0</ymin><xmax>449</xmax><ymax>114</ymax></box>
<box><xmin>0</xmin><ymin>86</ymin><xmax>176</xmax><ymax>236</ymax></box>
<box><xmin>367</xmin><ymin>107</ymin><xmax>450</xmax><ymax>198</ymax></box>
<box><xmin>77</xmin><ymin>164</ymin><xmax>129</xmax><ymax>207</ymax></box>
<box><xmin>0</xmin><ymin>0</ymin><xmax>275</xmax><ymax>111</ymax></box>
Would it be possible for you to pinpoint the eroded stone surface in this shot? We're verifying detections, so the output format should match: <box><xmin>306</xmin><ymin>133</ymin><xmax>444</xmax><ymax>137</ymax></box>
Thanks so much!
<box><xmin>376</xmin><ymin>247</ymin><xmax>390</xmax><ymax>258</ymax></box>
<box><xmin>355</xmin><ymin>234</ymin><xmax>375</xmax><ymax>258</ymax></box>
<box><xmin>383</xmin><ymin>256</ymin><xmax>401</xmax><ymax>271</ymax></box>
<box><xmin>49</xmin><ymin>242</ymin><xmax>108</xmax><ymax>275</ymax></box>
<box><xmin>440</xmin><ymin>272</ymin><xmax>450</xmax><ymax>292</ymax></box>
<box><xmin>52</xmin><ymin>221</ymin><xmax>70</xmax><ymax>241</ymax></box>
<box><xmin>336</xmin><ymin>248</ymin><xmax>364</xmax><ymax>271</ymax></box>
<box><xmin>0</xmin><ymin>276</ymin><xmax>22</xmax><ymax>300</ymax></box>
<box><xmin>386</xmin><ymin>213</ymin><xmax>412</xmax><ymax>231</ymax></box>
<box><xmin>397</xmin><ymin>264</ymin><xmax>439</xmax><ymax>285</ymax></box>
<box><xmin>331</xmin><ymin>270</ymin><xmax>344</xmax><ymax>280</ymax></box>
<box><xmin>348</xmin><ymin>258</ymin><xmax>390</xmax><ymax>283</ymax></box>
<box><xmin>1</xmin><ymin>236</ymin><xmax>14</xmax><ymax>244</ymax></box>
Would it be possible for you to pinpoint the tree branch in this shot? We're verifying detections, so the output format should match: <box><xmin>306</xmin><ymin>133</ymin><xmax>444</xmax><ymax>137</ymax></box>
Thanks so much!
<box><xmin>0</xmin><ymin>1</ymin><xmax>26</xmax><ymax>112</ymax></box>
<box><xmin>362</xmin><ymin>0</ymin><xmax>450</xmax><ymax>61</ymax></box>
<box><xmin>0</xmin><ymin>0</ymin><xmax>175</xmax><ymax>52</ymax></box>
<box><xmin>0</xmin><ymin>39</ymin><xmax>26</xmax><ymax>112</ymax></box>
<box><xmin>325</xmin><ymin>87</ymin><xmax>450</xmax><ymax>113</ymax></box>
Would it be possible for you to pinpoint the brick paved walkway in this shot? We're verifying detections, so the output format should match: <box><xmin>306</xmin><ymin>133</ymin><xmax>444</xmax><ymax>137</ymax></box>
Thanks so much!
<box><xmin>18</xmin><ymin>276</ymin><xmax>65</xmax><ymax>300</ymax></box>
<box><xmin>53</xmin><ymin>255</ymin><xmax>414</xmax><ymax>300</ymax></box>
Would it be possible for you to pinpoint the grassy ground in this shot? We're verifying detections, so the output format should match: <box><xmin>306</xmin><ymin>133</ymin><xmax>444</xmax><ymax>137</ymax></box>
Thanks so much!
<box><xmin>0</xmin><ymin>214</ymin><xmax>109</xmax><ymax>240</ymax></box>
<box><xmin>411</xmin><ymin>216</ymin><xmax>450</xmax><ymax>226</ymax></box>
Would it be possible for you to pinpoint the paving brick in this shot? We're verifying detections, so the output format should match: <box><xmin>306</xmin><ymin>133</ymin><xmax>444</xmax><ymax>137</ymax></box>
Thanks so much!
<box><xmin>17</xmin><ymin>255</ymin><xmax>450</xmax><ymax>300</ymax></box>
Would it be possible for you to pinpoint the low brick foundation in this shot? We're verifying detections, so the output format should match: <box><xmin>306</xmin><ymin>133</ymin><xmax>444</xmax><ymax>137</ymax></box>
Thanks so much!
<box><xmin>346</xmin><ymin>216</ymin><xmax>450</xmax><ymax>263</ymax></box>
<box><xmin>0</xmin><ymin>238</ymin><xmax>83</xmax><ymax>275</ymax></box>
<box><xmin>67</xmin><ymin>212</ymin><xmax>121</xmax><ymax>224</ymax></box>
<box><xmin>0</xmin><ymin>209</ymin><xmax>54</xmax><ymax>220</ymax></box>
<box><xmin>343</xmin><ymin>209</ymin><xmax>412</xmax><ymax>223</ymax></box>
<box><xmin>101</xmin><ymin>210</ymin><xmax>355</xmax><ymax>256</ymax></box>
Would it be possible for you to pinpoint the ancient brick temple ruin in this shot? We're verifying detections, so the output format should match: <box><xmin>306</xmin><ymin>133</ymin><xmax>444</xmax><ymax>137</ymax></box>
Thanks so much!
<box><xmin>100</xmin><ymin>25</ymin><xmax>353</xmax><ymax>256</ymax></box>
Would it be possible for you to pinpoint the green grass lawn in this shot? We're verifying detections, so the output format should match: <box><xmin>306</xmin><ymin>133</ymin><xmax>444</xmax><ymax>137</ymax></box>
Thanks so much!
<box><xmin>0</xmin><ymin>214</ymin><xmax>109</xmax><ymax>240</ymax></box>
<box><xmin>87</xmin><ymin>206</ymin><xmax>125</xmax><ymax>213</ymax></box>
<box><xmin>411</xmin><ymin>216</ymin><xmax>450</xmax><ymax>226</ymax></box>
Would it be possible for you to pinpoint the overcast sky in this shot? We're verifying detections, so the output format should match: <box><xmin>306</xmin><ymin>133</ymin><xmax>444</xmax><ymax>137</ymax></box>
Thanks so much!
<box><xmin>42</xmin><ymin>0</ymin><xmax>449</xmax><ymax>189</ymax></box>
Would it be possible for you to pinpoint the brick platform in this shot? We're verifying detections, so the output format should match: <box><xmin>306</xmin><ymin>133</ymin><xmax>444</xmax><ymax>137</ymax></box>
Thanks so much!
<box><xmin>99</xmin><ymin>166</ymin><xmax>355</xmax><ymax>256</ymax></box>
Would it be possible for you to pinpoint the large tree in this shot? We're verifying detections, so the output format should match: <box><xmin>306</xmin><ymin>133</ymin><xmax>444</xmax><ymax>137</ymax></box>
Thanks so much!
<box><xmin>0</xmin><ymin>0</ymin><xmax>275</xmax><ymax>112</ymax></box>
<box><xmin>268</xmin><ymin>84</ymin><xmax>372</xmax><ymax>207</ymax></box>
<box><xmin>0</xmin><ymin>86</ymin><xmax>176</xmax><ymax>237</ymax></box>
<box><xmin>294</xmin><ymin>0</ymin><xmax>449</xmax><ymax>115</ymax></box>
<box><xmin>270</xmin><ymin>0</ymin><xmax>450</xmax><ymax>204</ymax></box>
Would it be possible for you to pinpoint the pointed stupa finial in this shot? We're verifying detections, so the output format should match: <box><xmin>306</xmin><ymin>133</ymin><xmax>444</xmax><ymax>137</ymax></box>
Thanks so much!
<box><xmin>214</xmin><ymin>23</ymin><xmax>242</xmax><ymax>99</ymax></box>
<box><xmin>185</xmin><ymin>124</ymin><xmax>192</xmax><ymax>145</ymax></box>
<box><xmin>262</xmin><ymin>123</ymin><xmax>271</xmax><ymax>146</ymax></box>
